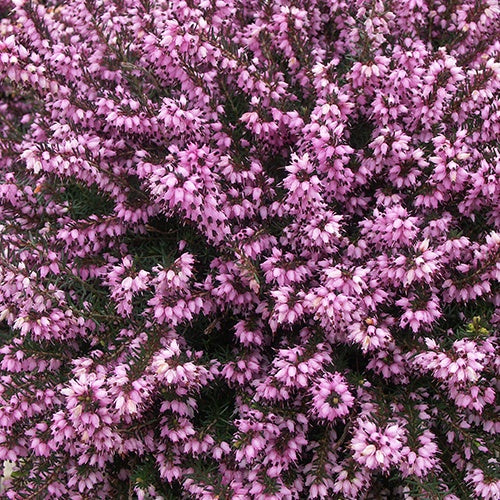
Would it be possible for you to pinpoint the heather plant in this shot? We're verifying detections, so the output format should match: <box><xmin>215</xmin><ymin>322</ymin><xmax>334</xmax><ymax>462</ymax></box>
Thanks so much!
<box><xmin>0</xmin><ymin>0</ymin><xmax>499</xmax><ymax>498</ymax></box>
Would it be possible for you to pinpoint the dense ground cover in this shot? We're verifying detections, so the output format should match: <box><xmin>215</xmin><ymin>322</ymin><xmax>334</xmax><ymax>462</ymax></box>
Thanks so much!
<box><xmin>0</xmin><ymin>0</ymin><xmax>499</xmax><ymax>498</ymax></box>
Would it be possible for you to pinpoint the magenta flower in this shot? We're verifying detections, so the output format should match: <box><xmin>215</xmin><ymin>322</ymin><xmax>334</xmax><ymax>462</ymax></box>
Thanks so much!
<box><xmin>351</xmin><ymin>420</ymin><xmax>406</xmax><ymax>471</ymax></box>
<box><xmin>309</xmin><ymin>372</ymin><xmax>354</xmax><ymax>422</ymax></box>
<box><xmin>0</xmin><ymin>0</ymin><xmax>497</xmax><ymax>497</ymax></box>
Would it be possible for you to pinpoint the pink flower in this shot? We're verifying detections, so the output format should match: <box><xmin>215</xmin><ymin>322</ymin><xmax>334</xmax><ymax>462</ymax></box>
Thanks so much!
<box><xmin>466</xmin><ymin>466</ymin><xmax>500</xmax><ymax>500</ymax></box>
<box><xmin>309</xmin><ymin>372</ymin><xmax>354</xmax><ymax>421</ymax></box>
<box><xmin>351</xmin><ymin>420</ymin><xmax>406</xmax><ymax>471</ymax></box>
<box><xmin>400</xmin><ymin>430</ymin><xmax>439</xmax><ymax>477</ymax></box>
<box><xmin>0</xmin><ymin>0</ymin><xmax>498</xmax><ymax>497</ymax></box>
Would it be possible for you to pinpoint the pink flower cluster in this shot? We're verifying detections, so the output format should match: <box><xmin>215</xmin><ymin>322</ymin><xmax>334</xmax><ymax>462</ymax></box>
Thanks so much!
<box><xmin>0</xmin><ymin>0</ymin><xmax>498</xmax><ymax>498</ymax></box>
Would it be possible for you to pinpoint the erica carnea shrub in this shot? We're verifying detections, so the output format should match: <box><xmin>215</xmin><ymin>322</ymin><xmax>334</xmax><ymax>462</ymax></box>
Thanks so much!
<box><xmin>0</xmin><ymin>0</ymin><xmax>499</xmax><ymax>498</ymax></box>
